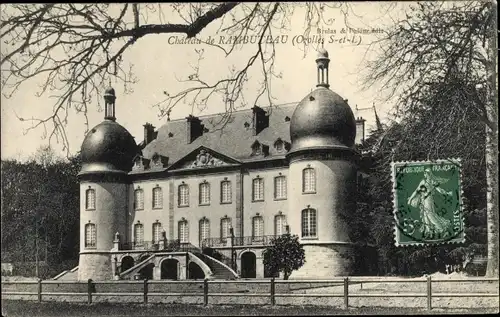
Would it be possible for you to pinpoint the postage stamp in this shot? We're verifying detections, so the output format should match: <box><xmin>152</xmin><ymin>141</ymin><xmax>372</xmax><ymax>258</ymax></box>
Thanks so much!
<box><xmin>391</xmin><ymin>159</ymin><xmax>465</xmax><ymax>246</ymax></box>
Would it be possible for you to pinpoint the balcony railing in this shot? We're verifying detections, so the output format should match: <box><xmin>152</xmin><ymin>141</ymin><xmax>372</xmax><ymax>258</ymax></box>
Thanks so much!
<box><xmin>119</xmin><ymin>240</ymin><xmax>199</xmax><ymax>252</ymax></box>
<box><xmin>202</xmin><ymin>235</ymin><xmax>279</xmax><ymax>248</ymax></box>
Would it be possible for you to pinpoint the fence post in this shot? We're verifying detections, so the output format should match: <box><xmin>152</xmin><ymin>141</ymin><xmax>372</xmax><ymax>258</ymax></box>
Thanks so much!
<box><xmin>343</xmin><ymin>277</ymin><xmax>349</xmax><ymax>309</ymax></box>
<box><xmin>426</xmin><ymin>275</ymin><xmax>432</xmax><ymax>310</ymax></box>
<box><xmin>87</xmin><ymin>279</ymin><xmax>93</xmax><ymax>305</ymax></box>
<box><xmin>203</xmin><ymin>278</ymin><xmax>209</xmax><ymax>306</ymax></box>
<box><xmin>143</xmin><ymin>279</ymin><xmax>148</xmax><ymax>304</ymax></box>
<box><xmin>38</xmin><ymin>279</ymin><xmax>42</xmax><ymax>303</ymax></box>
<box><xmin>270</xmin><ymin>278</ymin><xmax>276</xmax><ymax>306</ymax></box>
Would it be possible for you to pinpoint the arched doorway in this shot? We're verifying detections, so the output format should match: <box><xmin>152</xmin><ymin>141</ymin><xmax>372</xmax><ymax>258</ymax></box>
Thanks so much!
<box><xmin>187</xmin><ymin>262</ymin><xmax>205</xmax><ymax>280</ymax></box>
<box><xmin>241</xmin><ymin>252</ymin><xmax>256</xmax><ymax>278</ymax></box>
<box><xmin>139</xmin><ymin>255</ymin><xmax>150</xmax><ymax>263</ymax></box>
<box><xmin>161</xmin><ymin>259</ymin><xmax>179</xmax><ymax>280</ymax></box>
<box><xmin>121</xmin><ymin>256</ymin><xmax>135</xmax><ymax>273</ymax></box>
<box><xmin>139</xmin><ymin>263</ymin><xmax>154</xmax><ymax>280</ymax></box>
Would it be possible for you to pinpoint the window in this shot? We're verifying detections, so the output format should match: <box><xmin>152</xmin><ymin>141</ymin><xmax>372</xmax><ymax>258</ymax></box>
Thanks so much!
<box><xmin>134</xmin><ymin>188</ymin><xmax>144</xmax><ymax>210</ymax></box>
<box><xmin>302</xmin><ymin>168</ymin><xmax>316</xmax><ymax>193</ymax></box>
<box><xmin>199</xmin><ymin>182</ymin><xmax>210</xmax><ymax>205</ymax></box>
<box><xmin>252</xmin><ymin>177</ymin><xmax>264</xmax><ymax>201</ymax></box>
<box><xmin>275</xmin><ymin>214</ymin><xmax>287</xmax><ymax>236</ymax></box>
<box><xmin>199</xmin><ymin>218</ymin><xmax>210</xmax><ymax>246</ymax></box>
<box><xmin>84</xmin><ymin>223</ymin><xmax>96</xmax><ymax>248</ymax></box>
<box><xmin>301</xmin><ymin>208</ymin><xmax>317</xmax><ymax>238</ymax></box>
<box><xmin>220</xmin><ymin>217</ymin><xmax>232</xmax><ymax>239</ymax></box>
<box><xmin>178</xmin><ymin>220</ymin><xmax>189</xmax><ymax>243</ymax></box>
<box><xmin>85</xmin><ymin>188</ymin><xmax>96</xmax><ymax>210</ymax></box>
<box><xmin>178</xmin><ymin>184</ymin><xmax>189</xmax><ymax>207</ymax></box>
<box><xmin>252</xmin><ymin>216</ymin><xmax>264</xmax><ymax>241</ymax></box>
<box><xmin>220</xmin><ymin>180</ymin><xmax>232</xmax><ymax>204</ymax></box>
<box><xmin>152</xmin><ymin>222</ymin><xmax>162</xmax><ymax>243</ymax></box>
<box><xmin>134</xmin><ymin>223</ymin><xmax>144</xmax><ymax>246</ymax></box>
<box><xmin>152</xmin><ymin>187</ymin><xmax>163</xmax><ymax>209</ymax></box>
<box><xmin>274</xmin><ymin>176</ymin><xmax>287</xmax><ymax>199</ymax></box>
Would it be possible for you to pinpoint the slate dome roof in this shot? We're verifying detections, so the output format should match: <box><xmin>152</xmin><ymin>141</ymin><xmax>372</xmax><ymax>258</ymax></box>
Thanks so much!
<box><xmin>80</xmin><ymin>119</ymin><xmax>139</xmax><ymax>174</ymax></box>
<box><xmin>289</xmin><ymin>86</ymin><xmax>356</xmax><ymax>152</ymax></box>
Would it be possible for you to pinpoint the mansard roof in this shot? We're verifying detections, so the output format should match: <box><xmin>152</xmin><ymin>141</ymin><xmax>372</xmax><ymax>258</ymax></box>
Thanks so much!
<box><xmin>139</xmin><ymin>103</ymin><xmax>296</xmax><ymax>172</ymax></box>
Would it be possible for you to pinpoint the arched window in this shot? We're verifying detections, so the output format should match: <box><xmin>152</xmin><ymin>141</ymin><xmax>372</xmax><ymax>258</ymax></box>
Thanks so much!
<box><xmin>134</xmin><ymin>188</ymin><xmax>144</xmax><ymax>210</ymax></box>
<box><xmin>274</xmin><ymin>213</ymin><xmax>287</xmax><ymax>236</ymax></box>
<box><xmin>220</xmin><ymin>180</ymin><xmax>232</xmax><ymax>204</ymax></box>
<box><xmin>220</xmin><ymin>217</ymin><xmax>232</xmax><ymax>239</ymax></box>
<box><xmin>252</xmin><ymin>215</ymin><xmax>264</xmax><ymax>241</ymax></box>
<box><xmin>199</xmin><ymin>182</ymin><xmax>210</xmax><ymax>205</ymax></box>
<box><xmin>301</xmin><ymin>208</ymin><xmax>317</xmax><ymax>238</ymax></box>
<box><xmin>134</xmin><ymin>223</ymin><xmax>144</xmax><ymax>246</ymax></box>
<box><xmin>252</xmin><ymin>177</ymin><xmax>264</xmax><ymax>201</ymax></box>
<box><xmin>152</xmin><ymin>186</ymin><xmax>163</xmax><ymax>209</ymax></box>
<box><xmin>84</xmin><ymin>223</ymin><xmax>96</xmax><ymax>248</ymax></box>
<box><xmin>274</xmin><ymin>175</ymin><xmax>287</xmax><ymax>199</ymax></box>
<box><xmin>302</xmin><ymin>167</ymin><xmax>316</xmax><ymax>193</ymax></box>
<box><xmin>199</xmin><ymin>218</ymin><xmax>210</xmax><ymax>246</ymax></box>
<box><xmin>178</xmin><ymin>183</ymin><xmax>189</xmax><ymax>207</ymax></box>
<box><xmin>152</xmin><ymin>222</ymin><xmax>162</xmax><ymax>243</ymax></box>
<box><xmin>178</xmin><ymin>219</ymin><xmax>189</xmax><ymax>243</ymax></box>
<box><xmin>85</xmin><ymin>188</ymin><xmax>96</xmax><ymax>210</ymax></box>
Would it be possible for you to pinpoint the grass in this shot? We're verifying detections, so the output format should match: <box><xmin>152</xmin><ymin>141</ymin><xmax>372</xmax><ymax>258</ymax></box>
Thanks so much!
<box><xmin>2</xmin><ymin>300</ymin><xmax>498</xmax><ymax>316</ymax></box>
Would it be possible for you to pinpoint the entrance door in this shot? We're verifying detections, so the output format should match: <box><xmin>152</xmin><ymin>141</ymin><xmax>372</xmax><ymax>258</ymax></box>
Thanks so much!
<box><xmin>161</xmin><ymin>259</ymin><xmax>178</xmax><ymax>280</ymax></box>
<box><xmin>240</xmin><ymin>252</ymin><xmax>256</xmax><ymax>278</ymax></box>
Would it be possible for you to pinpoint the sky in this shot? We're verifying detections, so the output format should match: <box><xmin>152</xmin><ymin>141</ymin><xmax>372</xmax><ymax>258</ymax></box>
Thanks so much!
<box><xmin>0</xmin><ymin>2</ymin><xmax>406</xmax><ymax>161</ymax></box>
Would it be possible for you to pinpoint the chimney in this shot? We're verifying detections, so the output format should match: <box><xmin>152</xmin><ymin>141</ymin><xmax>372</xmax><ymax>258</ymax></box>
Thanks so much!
<box><xmin>252</xmin><ymin>105</ymin><xmax>269</xmax><ymax>135</ymax></box>
<box><xmin>143</xmin><ymin>123</ymin><xmax>156</xmax><ymax>146</ymax></box>
<box><xmin>355</xmin><ymin>117</ymin><xmax>366</xmax><ymax>145</ymax></box>
<box><xmin>186</xmin><ymin>115</ymin><xmax>204</xmax><ymax>143</ymax></box>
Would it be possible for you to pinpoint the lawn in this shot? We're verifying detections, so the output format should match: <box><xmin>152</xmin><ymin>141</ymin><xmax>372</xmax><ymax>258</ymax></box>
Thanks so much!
<box><xmin>2</xmin><ymin>300</ymin><xmax>498</xmax><ymax>316</ymax></box>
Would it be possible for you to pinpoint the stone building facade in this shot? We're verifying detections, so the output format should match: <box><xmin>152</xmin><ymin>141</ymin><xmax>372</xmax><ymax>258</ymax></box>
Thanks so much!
<box><xmin>77</xmin><ymin>49</ymin><xmax>368</xmax><ymax>281</ymax></box>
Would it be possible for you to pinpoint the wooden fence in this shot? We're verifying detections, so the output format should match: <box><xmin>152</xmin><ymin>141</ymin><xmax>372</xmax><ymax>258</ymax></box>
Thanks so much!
<box><xmin>2</xmin><ymin>276</ymin><xmax>498</xmax><ymax>310</ymax></box>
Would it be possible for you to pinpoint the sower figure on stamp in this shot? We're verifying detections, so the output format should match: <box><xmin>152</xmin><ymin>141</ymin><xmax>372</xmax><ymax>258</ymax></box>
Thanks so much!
<box><xmin>408</xmin><ymin>168</ymin><xmax>453</xmax><ymax>240</ymax></box>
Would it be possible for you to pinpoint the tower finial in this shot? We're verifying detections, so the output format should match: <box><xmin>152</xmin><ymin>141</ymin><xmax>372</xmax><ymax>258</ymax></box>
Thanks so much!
<box><xmin>315</xmin><ymin>48</ymin><xmax>330</xmax><ymax>88</ymax></box>
<box><xmin>104</xmin><ymin>87</ymin><xmax>116</xmax><ymax>121</ymax></box>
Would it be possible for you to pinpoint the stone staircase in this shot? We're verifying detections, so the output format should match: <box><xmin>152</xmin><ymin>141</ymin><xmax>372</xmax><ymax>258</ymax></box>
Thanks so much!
<box><xmin>193</xmin><ymin>251</ymin><xmax>238</xmax><ymax>280</ymax></box>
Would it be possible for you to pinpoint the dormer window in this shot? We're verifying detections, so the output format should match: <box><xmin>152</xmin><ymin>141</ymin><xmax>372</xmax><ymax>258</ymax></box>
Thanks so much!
<box><xmin>251</xmin><ymin>141</ymin><xmax>262</xmax><ymax>156</ymax></box>
<box><xmin>274</xmin><ymin>138</ymin><xmax>285</xmax><ymax>153</ymax></box>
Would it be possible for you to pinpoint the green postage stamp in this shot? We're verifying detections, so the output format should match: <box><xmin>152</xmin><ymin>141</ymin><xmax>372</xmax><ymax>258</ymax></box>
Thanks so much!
<box><xmin>391</xmin><ymin>159</ymin><xmax>465</xmax><ymax>246</ymax></box>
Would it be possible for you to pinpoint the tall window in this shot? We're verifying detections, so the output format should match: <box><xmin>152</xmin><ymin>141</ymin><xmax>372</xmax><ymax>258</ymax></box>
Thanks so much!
<box><xmin>178</xmin><ymin>184</ymin><xmax>189</xmax><ymax>207</ymax></box>
<box><xmin>274</xmin><ymin>214</ymin><xmax>287</xmax><ymax>236</ymax></box>
<box><xmin>199</xmin><ymin>182</ymin><xmax>210</xmax><ymax>205</ymax></box>
<box><xmin>84</xmin><ymin>223</ymin><xmax>96</xmax><ymax>248</ymax></box>
<box><xmin>85</xmin><ymin>188</ymin><xmax>96</xmax><ymax>210</ymax></box>
<box><xmin>274</xmin><ymin>176</ymin><xmax>287</xmax><ymax>199</ymax></box>
<box><xmin>252</xmin><ymin>216</ymin><xmax>264</xmax><ymax>241</ymax></box>
<box><xmin>220</xmin><ymin>180</ymin><xmax>232</xmax><ymax>204</ymax></box>
<box><xmin>220</xmin><ymin>217</ymin><xmax>232</xmax><ymax>239</ymax></box>
<box><xmin>134</xmin><ymin>223</ymin><xmax>144</xmax><ymax>246</ymax></box>
<box><xmin>134</xmin><ymin>188</ymin><xmax>144</xmax><ymax>210</ymax></box>
<box><xmin>302</xmin><ymin>167</ymin><xmax>316</xmax><ymax>193</ymax></box>
<box><xmin>178</xmin><ymin>220</ymin><xmax>189</xmax><ymax>243</ymax></box>
<box><xmin>152</xmin><ymin>222</ymin><xmax>162</xmax><ymax>243</ymax></box>
<box><xmin>301</xmin><ymin>208</ymin><xmax>317</xmax><ymax>238</ymax></box>
<box><xmin>152</xmin><ymin>187</ymin><xmax>163</xmax><ymax>209</ymax></box>
<box><xmin>199</xmin><ymin>218</ymin><xmax>210</xmax><ymax>246</ymax></box>
<box><xmin>252</xmin><ymin>177</ymin><xmax>264</xmax><ymax>201</ymax></box>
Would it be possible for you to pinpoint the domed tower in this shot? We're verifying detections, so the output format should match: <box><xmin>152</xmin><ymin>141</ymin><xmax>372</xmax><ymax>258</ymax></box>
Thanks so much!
<box><xmin>78</xmin><ymin>88</ymin><xmax>139</xmax><ymax>281</ymax></box>
<box><xmin>286</xmin><ymin>48</ymin><xmax>359</xmax><ymax>278</ymax></box>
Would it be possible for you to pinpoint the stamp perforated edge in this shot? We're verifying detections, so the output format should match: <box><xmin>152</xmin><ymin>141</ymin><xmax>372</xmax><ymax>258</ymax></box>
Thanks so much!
<box><xmin>391</xmin><ymin>158</ymin><xmax>466</xmax><ymax>247</ymax></box>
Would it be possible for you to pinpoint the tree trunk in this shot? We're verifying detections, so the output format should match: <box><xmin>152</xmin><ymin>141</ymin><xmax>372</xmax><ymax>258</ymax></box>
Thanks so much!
<box><xmin>283</xmin><ymin>272</ymin><xmax>290</xmax><ymax>280</ymax></box>
<box><xmin>485</xmin><ymin>1</ymin><xmax>499</xmax><ymax>277</ymax></box>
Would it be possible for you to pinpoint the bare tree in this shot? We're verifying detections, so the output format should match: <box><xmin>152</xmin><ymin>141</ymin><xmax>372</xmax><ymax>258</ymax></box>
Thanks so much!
<box><xmin>1</xmin><ymin>3</ymin><xmax>360</xmax><ymax>153</ymax></box>
<box><xmin>363</xmin><ymin>1</ymin><xmax>498</xmax><ymax>276</ymax></box>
